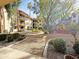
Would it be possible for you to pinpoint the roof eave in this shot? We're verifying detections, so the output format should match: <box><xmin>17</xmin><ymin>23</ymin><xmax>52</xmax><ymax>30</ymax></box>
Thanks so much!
<box><xmin>0</xmin><ymin>0</ymin><xmax>17</xmax><ymax>7</ymax></box>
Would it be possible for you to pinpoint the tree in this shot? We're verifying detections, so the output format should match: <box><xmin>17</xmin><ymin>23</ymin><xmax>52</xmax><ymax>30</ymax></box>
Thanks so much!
<box><xmin>27</xmin><ymin>2</ymin><xmax>32</xmax><ymax>15</ymax></box>
<box><xmin>40</xmin><ymin>0</ymin><xmax>74</xmax><ymax>33</ymax></box>
<box><xmin>32</xmin><ymin>0</ymin><xmax>40</xmax><ymax>15</ymax></box>
<box><xmin>28</xmin><ymin>0</ymin><xmax>41</xmax><ymax>31</ymax></box>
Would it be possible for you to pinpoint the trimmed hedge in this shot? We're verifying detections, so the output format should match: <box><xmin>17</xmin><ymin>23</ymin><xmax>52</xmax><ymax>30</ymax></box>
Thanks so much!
<box><xmin>0</xmin><ymin>33</ymin><xmax>25</xmax><ymax>42</ymax></box>
<box><xmin>0</xmin><ymin>34</ymin><xmax>7</xmax><ymax>41</ymax></box>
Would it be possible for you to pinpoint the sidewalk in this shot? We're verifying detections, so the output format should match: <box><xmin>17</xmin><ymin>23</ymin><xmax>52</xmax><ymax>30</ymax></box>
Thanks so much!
<box><xmin>0</xmin><ymin>34</ymin><xmax>46</xmax><ymax>59</ymax></box>
<box><xmin>0</xmin><ymin>47</ymin><xmax>45</xmax><ymax>59</ymax></box>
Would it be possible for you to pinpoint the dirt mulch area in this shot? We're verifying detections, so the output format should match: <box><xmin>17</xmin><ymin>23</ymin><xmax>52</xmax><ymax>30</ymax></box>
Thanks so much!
<box><xmin>47</xmin><ymin>44</ymin><xmax>64</xmax><ymax>59</ymax></box>
<box><xmin>47</xmin><ymin>43</ymin><xmax>79</xmax><ymax>59</ymax></box>
<box><xmin>46</xmin><ymin>34</ymin><xmax>79</xmax><ymax>59</ymax></box>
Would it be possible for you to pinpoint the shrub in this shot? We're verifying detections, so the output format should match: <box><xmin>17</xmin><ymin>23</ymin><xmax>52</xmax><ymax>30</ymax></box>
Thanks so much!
<box><xmin>73</xmin><ymin>40</ymin><xmax>79</xmax><ymax>54</ymax></box>
<box><xmin>44</xmin><ymin>30</ymin><xmax>49</xmax><ymax>34</ymax></box>
<box><xmin>12</xmin><ymin>33</ymin><xmax>20</xmax><ymax>39</ymax></box>
<box><xmin>32</xmin><ymin>28</ymin><xmax>39</xmax><ymax>32</ymax></box>
<box><xmin>0</xmin><ymin>33</ymin><xmax>25</xmax><ymax>42</ymax></box>
<box><xmin>7</xmin><ymin>33</ymin><xmax>20</xmax><ymax>42</ymax></box>
<box><xmin>0</xmin><ymin>34</ymin><xmax>7</xmax><ymax>41</ymax></box>
<box><xmin>52</xmin><ymin>38</ymin><xmax>66</xmax><ymax>53</ymax></box>
<box><xmin>7</xmin><ymin>34</ymin><xmax>14</xmax><ymax>42</ymax></box>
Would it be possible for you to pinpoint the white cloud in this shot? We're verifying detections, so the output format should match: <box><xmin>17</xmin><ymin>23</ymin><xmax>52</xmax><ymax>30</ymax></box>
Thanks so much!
<box><xmin>73</xmin><ymin>0</ymin><xmax>79</xmax><ymax>10</ymax></box>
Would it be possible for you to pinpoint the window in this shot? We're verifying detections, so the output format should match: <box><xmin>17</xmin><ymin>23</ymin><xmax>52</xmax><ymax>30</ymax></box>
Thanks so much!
<box><xmin>20</xmin><ymin>20</ymin><xmax>24</xmax><ymax>23</ymax></box>
<box><xmin>20</xmin><ymin>26</ymin><xmax>24</xmax><ymax>29</ymax></box>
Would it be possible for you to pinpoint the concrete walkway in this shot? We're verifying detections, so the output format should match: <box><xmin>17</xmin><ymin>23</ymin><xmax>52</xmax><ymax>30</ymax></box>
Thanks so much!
<box><xmin>9</xmin><ymin>35</ymin><xmax>46</xmax><ymax>57</ymax></box>
<box><xmin>0</xmin><ymin>47</ymin><xmax>45</xmax><ymax>59</ymax></box>
<box><xmin>0</xmin><ymin>34</ymin><xmax>46</xmax><ymax>59</ymax></box>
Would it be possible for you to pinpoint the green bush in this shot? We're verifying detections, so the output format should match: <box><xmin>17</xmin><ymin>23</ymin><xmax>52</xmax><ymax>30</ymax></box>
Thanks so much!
<box><xmin>12</xmin><ymin>33</ymin><xmax>20</xmax><ymax>39</ymax></box>
<box><xmin>73</xmin><ymin>40</ymin><xmax>79</xmax><ymax>54</ymax></box>
<box><xmin>7</xmin><ymin>33</ymin><xmax>20</xmax><ymax>42</ymax></box>
<box><xmin>0</xmin><ymin>33</ymin><xmax>25</xmax><ymax>42</ymax></box>
<box><xmin>44</xmin><ymin>30</ymin><xmax>49</xmax><ymax>34</ymax></box>
<box><xmin>7</xmin><ymin>34</ymin><xmax>14</xmax><ymax>42</ymax></box>
<box><xmin>0</xmin><ymin>34</ymin><xmax>7</xmax><ymax>41</ymax></box>
<box><xmin>52</xmin><ymin>38</ymin><xmax>66</xmax><ymax>53</ymax></box>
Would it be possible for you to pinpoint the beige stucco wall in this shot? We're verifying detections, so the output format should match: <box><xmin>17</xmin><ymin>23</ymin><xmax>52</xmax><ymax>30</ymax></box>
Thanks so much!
<box><xmin>3</xmin><ymin>8</ymin><xmax>33</xmax><ymax>33</ymax></box>
<box><xmin>3</xmin><ymin>8</ymin><xmax>11</xmax><ymax>33</ymax></box>
<box><xmin>25</xmin><ymin>18</ymin><xmax>32</xmax><ymax>30</ymax></box>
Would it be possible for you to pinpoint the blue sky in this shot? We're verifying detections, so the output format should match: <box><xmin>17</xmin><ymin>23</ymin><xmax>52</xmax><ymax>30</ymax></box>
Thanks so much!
<box><xmin>18</xmin><ymin>0</ymin><xmax>79</xmax><ymax>18</ymax></box>
<box><xmin>18</xmin><ymin>0</ymin><xmax>37</xmax><ymax>18</ymax></box>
